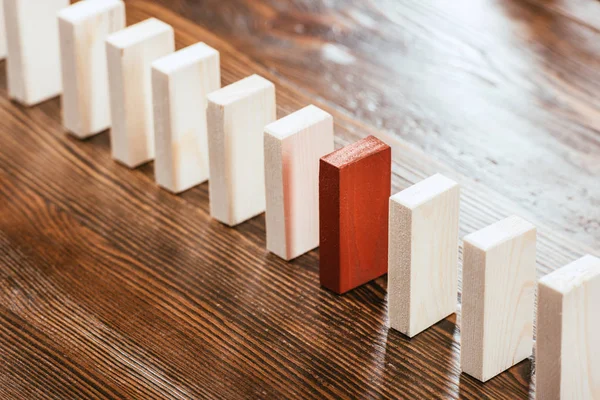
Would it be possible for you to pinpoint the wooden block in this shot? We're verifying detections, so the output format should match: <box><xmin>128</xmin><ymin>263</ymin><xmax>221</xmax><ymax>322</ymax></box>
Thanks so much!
<box><xmin>536</xmin><ymin>255</ymin><xmax>600</xmax><ymax>400</ymax></box>
<box><xmin>0</xmin><ymin>1</ymin><xmax>6</xmax><ymax>60</ymax></box>
<box><xmin>460</xmin><ymin>215</ymin><xmax>536</xmax><ymax>382</ymax></box>
<box><xmin>58</xmin><ymin>0</ymin><xmax>126</xmax><ymax>138</ymax></box>
<box><xmin>319</xmin><ymin>135</ymin><xmax>391</xmax><ymax>294</ymax></box>
<box><xmin>264</xmin><ymin>105</ymin><xmax>334</xmax><ymax>260</ymax></box>
<box><xmin>388</xmin><ymin>174</ymin><xmax>460</xmax><ymax>337</ymax></box>
<box><xmin>207</xmin><ymin>74</ymin><xmax>276</xmax><ymax>226</ymax></box>
<box><xmin>152</xmin><ymin>42</ymin><xmax>221</xmax><ymax>193</ymax></box>
<box><xmin>4</xmin><ymin>0</ymin><xmax>69</xmax><ymax>106</ymax></box>
<box><xmin>106</xmin><ymin>18</ymin><xmax>174</xmax><ymax>168</ymax></box>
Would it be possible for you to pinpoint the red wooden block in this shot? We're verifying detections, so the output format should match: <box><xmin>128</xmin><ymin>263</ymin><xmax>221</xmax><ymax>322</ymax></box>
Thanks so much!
<box><xmin>319</xmin><ymin>135</ymin><xmax>391</xmax><ymax>294</ymax></box>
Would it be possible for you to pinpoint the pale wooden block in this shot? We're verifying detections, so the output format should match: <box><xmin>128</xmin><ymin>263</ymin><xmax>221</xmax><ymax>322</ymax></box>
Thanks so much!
<box><xmin>106</xmin><ymin>18</ymin><xmax>174</xmax><ymax>168</ymax></box>
<box><xmin>207</xmin><ymin>74</ymin><xmax>276</xmax><ymax>226</ymax></box>
<box><xmin>4</xmin><ymin>0</ymin><xmax>69</xmax><ymax>106</ymax></box>
<box><xmin>152</xmin><ymin>43</ymin><xmax>220</xmax><ymax>193</ymax></box>
<box><xmin>388</xmin><ymin>173</ymin><xmax>460</xmax><ymax>337</ymax></box>
<box><xmin>264</xmin><ymin>105</ymin><xmax>334</xmax><ymax>260</ymax></box>
<box><xmin>461</xmin><ymin>215</ymin><xmax>537</xmax><ymax>382</ymax></box>
<box><xmin>536</xmin><ymin>255</ymin><xmax>600</xmax><ymax>400</ymax></box>
<box><xmin>0</xmin><ymin>1</ymin><xmax>6</xmax><ymax>60</ymax></box>
<box><xmin>58</xmin><ymin>0</ymin><xmax>126</xmax><ymax>138</ymax></box>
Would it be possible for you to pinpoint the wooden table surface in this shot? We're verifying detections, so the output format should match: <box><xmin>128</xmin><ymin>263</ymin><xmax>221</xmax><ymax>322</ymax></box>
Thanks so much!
<box><xmin>1</xmin><ymin>0</ymin><xmax>599</xmax><ymax>398</ymax></box>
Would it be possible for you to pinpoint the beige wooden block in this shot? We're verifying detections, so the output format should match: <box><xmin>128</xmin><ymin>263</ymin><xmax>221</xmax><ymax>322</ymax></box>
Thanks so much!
<box><xmin>207</xmin><ymin>74</ymin><xmax>276</xmax><ymax>226</ymax></box>
<box><xmin>58</xmin><ymin>0</ymin><xmax>126</xmax><ymax>138</ymax></box>
<box><xmin>5</xmin><ymin>0</ymin><xmax>69</xmax><ymax>106</ymax></box>
<box><xmin>106</xmin><ymin>18</ymin><xmax>174</xmax><ymax>168</ymax></box>
<box><xmin>388</xmin><ymin>174</ymin><xmax>460</xmax><ymax>337</ymax></box>
<box><xmin>0</xmin><ymin>1</ymin><xmax>6</xmax><ymax>60</ymax></box>
<box><xmin>536</xmin><ymin>255</ymin><xmax>600</xmax><ymax>400</ymax></box>
<box><xmin>152</xmin><ymin>43</ymin><xmax>220</xmax><ymax>193</ymax></box>
<box><xmin>461</xmin><ymin>215</ymin><xmax>536</xmax><ymax>382</ymax></box>
<box><xmin>264</xmin><ymin>105</ymin><xmax>334</xmax><ymax>260</ymax></box>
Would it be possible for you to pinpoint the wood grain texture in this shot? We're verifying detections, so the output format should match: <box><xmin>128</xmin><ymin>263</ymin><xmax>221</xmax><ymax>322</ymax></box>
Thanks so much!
<box><xmin>58</xmin><ymin>0</ymin><xmax>126</xmax><ymax>138</ymax></box>
<box><xmin>388</xmin><ymin>174</ymin><xmax>460</xmax><ymax>338</ymax></box>
<box><xmin>152</xmin><ymin>42</ymin><xmax>221</xmax><ymax>194</ymax></box>
<box><xmin>319</xmin><ymin>135</ymin><xmax>391</xmax><ymax>294</ymax></box>
<box><xmin>461</xmin><ymin>216</ymin><xmax>537</xmax><ymax>382</ymax></box>
<box><xmin>107</xmin><ymin>17</ymin><xmax>175</xmax><ymax>168</ymax></box>
<box><xmin>4</xmin><ymin>0</ymin><xmax>68</xmax><ymax>106</ymax></box>
<box><xmin>536</xmin><ymin>255</ymin><xmax>600</xmax><ymax>400</ymax></box>
<box><xmin>147</xmin><ymin>0</ymin><xmax>600</xmax><ymax>252</ymax></box>
<box><xmin>0</xmin><ymin>0</ymin><xmax>598</xmax><ymax>398</ymax></box>
<box><xmin>207</xmin><ymin>74</ymin><xmax>276</xmax><ymax>226</ymax></box>
<box><xmin>264</xmin><ymin>105</ymin><xmax>334</xmax><ymax>260</ymax></box>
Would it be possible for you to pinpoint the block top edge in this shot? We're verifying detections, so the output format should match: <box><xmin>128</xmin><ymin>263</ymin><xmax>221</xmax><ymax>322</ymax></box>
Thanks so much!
<box><xmin>59</xmin><ymin>0</ymin><xmax>123</xmax><ymax>23</ymax></box>
<box><xmin>539</xmin><ymin>255</ymin><xmax>600</xmax><ymax>294</ymax></box>
<box><xmin>464</xmin><ymin>215</ymin><xmax>536</xmax><ymax>251</ymax></box>
<box><xmin>152</xmin><ymin>43</ymin><xmax>219</xmax><ymax>73</ymax></box>
<box><xmin>106</xmin><ymin>18</ymin><xmax>173</xmax><ymax>49</ymax></box>
<box><xmin>320</xmin><ymin>135</ymin><xmax>389</xmax><ymax>169</ymax></box>
<box><xmin>207</xmin><ymin>75</ymin><xmax>274</xmax><ymax>106</ymax></box>
<box><xmin>265</xmin><ymin>105</ymin><xmax>332</xmax><ymax>140</ymax></box>
<box><xmin>391</xmin><ymin>174</ymin><xmax>459</xmax><ymax>209</ymax></box>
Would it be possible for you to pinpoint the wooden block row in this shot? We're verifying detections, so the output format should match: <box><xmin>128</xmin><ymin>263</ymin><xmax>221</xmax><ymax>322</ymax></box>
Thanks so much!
<box><xmin>386</xmin><ymin>176</ymin><xmax>541</xmax><ymax>382</ymax></box>
<box><xmin>386</xmin><ymin>175</ymin><xmax>600</xmax><ymax>392</ymax></box>
<box><xmin>382</xmin><ymin>156</ymin><xmax>600</xmax><ymax>391</ymax></box>
<box><xmin>2</xmin><ymin>4</ymin><xmax>597</xmax><ymax>394</ymax></box>
<box><xmin>5</xmin><ymin>0</ymin><xmax>68</xmax><ymax>106</ymax></box>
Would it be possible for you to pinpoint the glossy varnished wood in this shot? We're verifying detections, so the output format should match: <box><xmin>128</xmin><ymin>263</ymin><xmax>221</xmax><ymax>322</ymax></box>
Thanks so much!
<box><xmin>0</xmin><ymin>1</ymin><xmax>598</xmax><ymax>399</ymax></box>
<box><xmin>151</xmin><ymin>0</ymin><xmax>600</xmax><ymax>250</ymax></box>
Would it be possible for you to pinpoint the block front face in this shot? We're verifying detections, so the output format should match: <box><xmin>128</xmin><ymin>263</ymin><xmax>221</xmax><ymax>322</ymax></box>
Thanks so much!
<box><xmin>107</xmin><ymin>19</ymin><xmax>175</xmax><ymax>167</ymax></box>
<box><xmin>320</xmin><ymin>136</ymin><xmax>391</xmax><ymax>294</ymax></box>
<box><xmin>339</xmin><ymin>149</ymin><xmax>390</xmax><ymax>292</ymax></box>
<box><xmin>388</xmin><ymin>174</ymin><xmax>460</xmax><ymax>337</ymax></box>
<box><xmin>561</xmin><ymin>275</ymin><xmax>600</xmax><ymax>399</ymax></box>
<box><xmin>168</xmin><ymin>62</ymin><xmax>214</xmax><ymax>191</ymax></box>
<box><xmin>207</xmin><ymin>75</ymin><xmax>276</xmax><ymax>226</ymax></box>
<box><xmin>226</xmin><ymin>89</ymin><xmax>273</xmax><ymax>224</ymax></box>
<box><xmin>5</xmin><ymin>0</ymin><xmax>69</xmax><ymax>105</ymax></box>
<box><xmin>265</xmin><ymin>105</ymin><xmax>334</xmax><ymax>260</ymax></box>
<box><xmin>536</xmin><ymin>255</ymin><xmax>600</xmax><ymax>400</ymax></box>
<box><xmin>153</xmin><ymin>43</ymin><xmax>220</xmax><ymax>193</ymax></box>
<box><xmin>409</xmin><ymin>184</ymin><xmax>459</xmax><ymax>335</ymax></box>
<box><xmin>481</xmin><ymin>229</ymin><xmax>536</xmax><ymax>379</ymax></box>
<box><xmin>59</xmin><ymin>0</ymin><xmax>125</xmax><ymax>137</ymax></box>
<box><xmin>0</xmin><ymin>2</ymin><xmax>5</xmax><ymax>59</ymax></box>
<box><xmin>281</xmin><ymin>117</ymin><xmax>333</xmax><ymax>259</ymax></box>
<box><xmin>461</xmin><ymin>216</ymin><xmax>536</xmax><ymax>382</ymax></box>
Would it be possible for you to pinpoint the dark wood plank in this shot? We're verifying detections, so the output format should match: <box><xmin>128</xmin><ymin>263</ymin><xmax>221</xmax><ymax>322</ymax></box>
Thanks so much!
<box><xmin>0</xmin><ymin>0</ymin><xmax>597</xmax><ymax>399</ymax></box>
